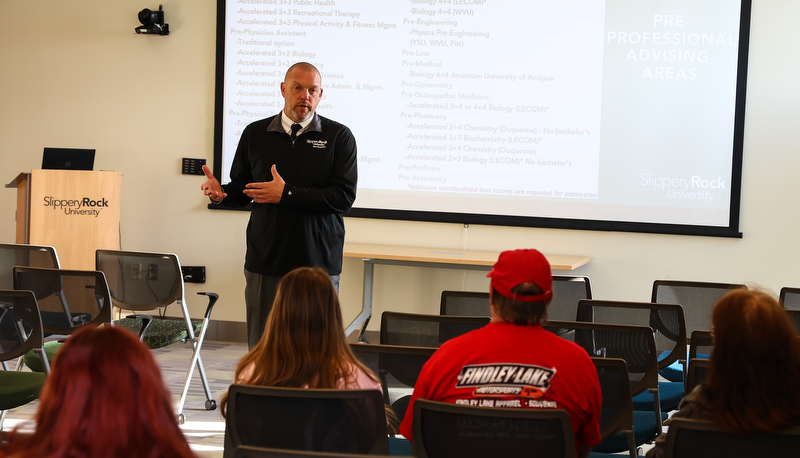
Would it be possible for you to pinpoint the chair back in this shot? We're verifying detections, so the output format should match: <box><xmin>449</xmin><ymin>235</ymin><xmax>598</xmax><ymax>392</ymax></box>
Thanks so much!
<box><xmin>651</xmin><ymin>280</ymin><xmax>745</xmax><ymax>336</ymax></box>
<box><xmin>350</xmin><ymin>343</ymin><xmax>435</xmax><ymax>392</ymax></box>
<box><xmin>684</xmin><ymin>358</ymin><xmax>710</xmax><ymax>395</ymax></box>
<box><xmin>232</xmin><ymin>445</ymin><xmax>394</xmax><ymax>457</ymax></box>
<box><xmin>545</xmin><ymin>320</ymin><xmax>659</xmax><ymax>405</ymax></box>
<box><xmin>663</xmin><ymin>418</ymin><xmax>800</xmax><ymax>458</ymax></box>
<box><xmin>0</xmin><ymin>289</ymin><xmax>49</xmax><ymax>419</ymax></box>
<box><xmin>546</xmin><ymin>320</ymin><xmax>663</xmax><ymax>446</ymax></box>
<box><xmin>592</xmin><ymin>358</ymin><xmax>635</xmax><ymax>446</ymax></box>
<box><xmin>12</xmin><ymin>266</ymin><xmax>112</xmax><ymax>335</ymax></box>
<box><xmin>411</xmin><ymin>399</ymin><xmax>576</xmax><ymax>458</ymax></box>
<box><xmin>380</xmin><ymin>311</ymin><xmax>489</xmax><ymax>347</ymax></box>
<box><xmin>780</xmin><ymin>287</ymin><xmax>800</xmax><ymax>310</ymax></box>
<box><xmin>350</xmin><ymin>343</ymin><xmax>436</xmax><ymax>428</ymax></box>
<box><xmin>0</xmin><ymin>244</ymin><xmax>59</xmax><ymax>289</ymax></box>
<box><xmin>95</xmin><ymin>250</ymin><xmax>183</xmax><ymax>312</ymax></box>
<box><xmin>549</xmin><ymin>275</ymin><xmax>592</xmax><ymax>321</ymax></box>
<box><xmin>688</xmin><ymin>330</ymin><xmax>713</xmax><ymax>360</ymax></box>
<box><xmin>577</xmin><ymin>300</ymin><xmax>686</xmax><ymax>372</ymax></box>
<box><xmin>785</xmin><ymin>310</ymin><xmax>800</xmax><ymax>336</ymax></box>
<box><xmin>223</xmin><ymin>385</ymin><xmax>389</xmax><ymax>458</ymax></box>
<box><xmin>439</xmin><ymin>291</ymin><xmax>490</xmax><ymax>317</ymax></box>
<box><xmin>0</xmin><ymin>290</ymin><xmax>46</xmax><ymax>365</ymax></box>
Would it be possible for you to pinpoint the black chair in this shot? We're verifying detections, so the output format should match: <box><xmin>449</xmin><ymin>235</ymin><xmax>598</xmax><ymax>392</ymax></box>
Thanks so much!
<box><xmin>411</xmin><ymin>398</ymin><xmax>576</xmax><ymax>458</ymax></box>
<box><xmin>379</xmin><ymin>311</ymin><xmax>489</xmax><ymax>347</ymax></box>
<box><xmin>223</xmin><ymin>384</ymin><xmax>389</xmax><ymax>458</ymax></box>
<box><xmin>785</xmin><ymin>310</ymin><xmax>800</xmax><ymax>336</ymax></box>
<box><xmin>684</xmin><ymin>358</ymin><xmax>710</xmax><ymax>395</ymax></box>
<box><xmin>12</xmin><ymin>266</ymin><xmax>113</xmax><ymax>371</ymax></box>
<box><xmin>651</xmin><ymin>280</ymin><xmax>745</xmax><ymax>338</ymax></box>
<box><xmin>0</xmin><ymin>290</ymin><xmax>49</xmax><ymax>430</ymax></box>
<box><xmin>439</xmin><ymin>291</ymin><xmax>490</xmax><ymax>317</ymax></box>
<box><xmin>686</xmin><ymin>331</ymin><xmax>713</xmax><ymax>396</ymax></box>
<box><xmin>439</xmin><ymin>277</ymin><xmax>592</xmax><ymax>322</ymax></box>
<box><xmin>662</xmin><ymin>418</ymin><xmax>800</xmax><ymax>458</ymax></box>
<box><xmin>349</xmin><ymin>343</ymin><xmax>435</xmax><ymax>429</ymax></box>
<box><xmin>591</xmin><ymin>357</ymin><xmax>636</xmax><ymax>458</ymax></box>
<box><xmin>550</xmin><ymin>275</ymin><xmax>592</xmax><ymax>322</ymax></box>
<box><xmin>780</xmin><ymin>286</ymin><xmax>800</xmax><ymax>310</ymax></box>
<box><xmin>576</xmin><ymin>300</ymin><xmax>685</xmax><ymax>412</ymax></box>
<box><xmin>233</xmin><ymin>446</ymin><xmax>397</xmax><ymax>457</ymax></box>
<box><xmin>688</xmin><ymin>330</ymin><xmax>713</xmax><ymax>360</ymax></box>
<box><xmin>95</xmin><ymin>249</ymin><xmax>219</xmax><ymax>423</ymax></box>
<box><xmin>544</xmin><ymin>320</ymin><xmax>662</xmax><ymax>451</ymax></box>
<box><xmin>0</xmin><ymin>243</ymin><xmax>59</xmax><ymax>289</ymax></box>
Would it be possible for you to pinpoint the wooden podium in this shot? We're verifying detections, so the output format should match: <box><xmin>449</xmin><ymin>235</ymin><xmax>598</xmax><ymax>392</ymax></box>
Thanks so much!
<box><xmin>6</xmin><ymin>170</ymin><xmax>121</xmax><ymax>270</ymax></box>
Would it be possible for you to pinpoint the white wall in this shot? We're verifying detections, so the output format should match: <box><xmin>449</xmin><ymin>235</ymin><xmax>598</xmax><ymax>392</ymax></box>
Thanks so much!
<box><xmin>1</xmin><ymin>1</ymin><xmax>798</xmax><ymax>331</ymax></box>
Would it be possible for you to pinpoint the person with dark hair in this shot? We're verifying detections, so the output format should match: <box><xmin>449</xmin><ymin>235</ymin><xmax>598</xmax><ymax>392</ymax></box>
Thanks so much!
<box><xmin>220</xmin><ymin>266</ymin><xmax>381</xmax><ymax>416</ymax></box>
<box><xmin>3</xmin><ymin>326</ymin><xmax>196</xmax><ymax>458</ymax></box>
<box><xmin>399</xmin><ymin>249</ymin><xmax>602</xmax><ymax>457</ymax></box>
<box><xmin>200</xmin><ymin>61</ymin><xmax>358</xmax><ymax>349</ymax></box>
<box><xmin>646</xmin><ymin>288</ymin><xmax>800</xmax><ymax>458</ymax></box>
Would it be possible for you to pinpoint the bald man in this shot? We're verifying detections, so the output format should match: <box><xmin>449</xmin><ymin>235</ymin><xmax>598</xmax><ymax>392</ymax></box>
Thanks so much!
<box><xmin>201</xmin><ymin>62</ymin><xmax>358</xmax><ymax>348</ymax></box>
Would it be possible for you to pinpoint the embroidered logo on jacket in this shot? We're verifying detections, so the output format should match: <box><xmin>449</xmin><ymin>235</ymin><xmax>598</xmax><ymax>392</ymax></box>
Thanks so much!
<box><xmin>306</xmin><ymin>139</ymin><xmax>328</xmax><ymax>149</ymax></box>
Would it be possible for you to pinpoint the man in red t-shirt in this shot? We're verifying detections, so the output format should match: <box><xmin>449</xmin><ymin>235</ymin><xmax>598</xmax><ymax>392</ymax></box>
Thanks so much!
<box><xmin>399</xmin><ymin>249</ymin><xmax>602</xmax><ymax>457</ymax></box>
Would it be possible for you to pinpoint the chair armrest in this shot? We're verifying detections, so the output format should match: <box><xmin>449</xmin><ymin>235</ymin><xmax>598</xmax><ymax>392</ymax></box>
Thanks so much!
<box><xmin>197</xmin><ymin>292</ymin><xmax>219</xmax><ymax>321</ymax></box>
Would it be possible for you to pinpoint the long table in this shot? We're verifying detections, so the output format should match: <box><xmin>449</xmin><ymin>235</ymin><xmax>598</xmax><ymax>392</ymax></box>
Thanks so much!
<box><xmin>342</xmin><ymin>242</ymin><xmax>591</xmax><ymax>339</ymax></box>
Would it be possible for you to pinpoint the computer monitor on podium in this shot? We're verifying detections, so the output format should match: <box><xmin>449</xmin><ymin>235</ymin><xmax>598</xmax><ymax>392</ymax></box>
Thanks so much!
<box><xmin>41</xmin><ymin>147</ymin><xmax>95</xmax><ymax>171</ymax></box>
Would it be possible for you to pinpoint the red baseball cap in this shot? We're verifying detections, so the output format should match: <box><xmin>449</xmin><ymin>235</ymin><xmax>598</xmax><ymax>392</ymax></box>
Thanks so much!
<box><xmin>487</xmin><ymin>249</ymin><xmax>553</xmax><ymax>302</ymax></box>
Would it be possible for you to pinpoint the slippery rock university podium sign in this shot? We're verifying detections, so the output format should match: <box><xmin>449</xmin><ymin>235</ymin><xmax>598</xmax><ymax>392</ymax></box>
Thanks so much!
<box><xmin>6</xmin><ymin>169</ymin><xmax>121</xmax><ymax>269</ymax></box>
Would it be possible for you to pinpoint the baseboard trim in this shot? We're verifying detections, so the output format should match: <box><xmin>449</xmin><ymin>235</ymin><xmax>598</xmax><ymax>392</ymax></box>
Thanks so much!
<box><xmin>205</xmin><ymin>319</ymin><xmax>248</xmax><ymax>343</ymax></box>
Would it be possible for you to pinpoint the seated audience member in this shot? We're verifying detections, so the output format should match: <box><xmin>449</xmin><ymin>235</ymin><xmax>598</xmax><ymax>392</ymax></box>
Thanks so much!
<box><xmin>399</xmin><ymin>249</ymin><xmax>602</xmax><ymax>458</ymax></box>
<box><xmin>646</xmin><ymin>288</ymin><xmax>800</xmax><ymax>458</ymax></box>
<box><xmin>3</xmin><ymin>326</ymin><xmax>197</xmax><ymax>458</ymax></box>
<box><xmin>220</xmin><ymin>266</ymin><xmax>381</xmax><ymax>415</ymax></box>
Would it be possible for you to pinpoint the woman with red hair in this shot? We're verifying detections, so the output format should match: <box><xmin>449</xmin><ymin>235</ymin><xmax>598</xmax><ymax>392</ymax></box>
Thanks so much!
<box><xmin>647</xmin><ymin>288</ymin><xmax>800</xmax><ymax>457</ymax></box>
<box><xmin>4</xmin><ymin>326</ymin><xmax>196</xmax><ymax>458</ymax></box>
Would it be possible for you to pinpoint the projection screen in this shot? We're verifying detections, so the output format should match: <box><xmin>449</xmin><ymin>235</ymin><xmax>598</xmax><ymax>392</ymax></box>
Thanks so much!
<box><xmin>213</xmin><ymin>0</ymin><xmax>752</xmax><ymax>237</ymax></box>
